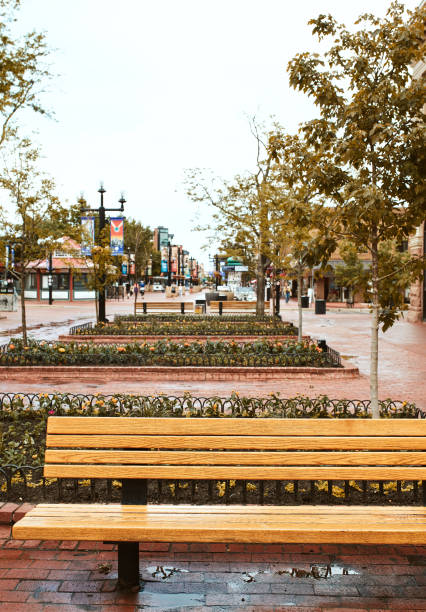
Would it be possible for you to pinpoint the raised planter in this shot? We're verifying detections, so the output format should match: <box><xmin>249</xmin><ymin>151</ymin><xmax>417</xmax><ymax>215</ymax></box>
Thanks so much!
<box><xmin>1</xmin><ymin>361</ymin><xmax>359</xmax><ymax>382</ymax></box>
<box><xmin>59</xmin><ymin>334</ymin><xmax>310</xmax><ymax>344</ymax></box>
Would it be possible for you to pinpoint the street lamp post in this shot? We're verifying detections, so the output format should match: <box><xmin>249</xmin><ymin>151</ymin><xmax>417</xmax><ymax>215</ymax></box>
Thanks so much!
<box><xmin>80</xmin><ymin>184</ymin><xmax>125</xmax><ymax>322</ymax></box>
<box><xmin>167</xmin><ymin>234</ymin><xmax>174</xmax><ymax>287</ymax></box>
<box><xmin>48</xmin><ymin>252</ymin><xmax>53</xmax><ymax>305</ymax></box>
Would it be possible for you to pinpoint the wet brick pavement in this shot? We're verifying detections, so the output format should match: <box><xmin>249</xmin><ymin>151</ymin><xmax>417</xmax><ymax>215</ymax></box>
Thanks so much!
<box><xmin>0</xmin><ymin>525</ymin><xmax>425</xmax><ymax>610</ymax></box>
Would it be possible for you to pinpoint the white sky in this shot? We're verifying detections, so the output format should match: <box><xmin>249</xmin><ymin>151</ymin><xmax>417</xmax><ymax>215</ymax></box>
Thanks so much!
<box><xmin>15</xmin><ymin>0</ymin><xmax>419</xmax><ymax>269</ymax></box>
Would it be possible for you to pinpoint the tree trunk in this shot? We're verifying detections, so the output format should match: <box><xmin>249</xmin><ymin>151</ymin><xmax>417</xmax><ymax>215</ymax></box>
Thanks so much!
<box><xmin>256</xmin><ymin>252</ymin><xmax>265</xmax><ymax>316</ymax></box>
<box><xmin>297</xmin><ymin>265</ymin><xmax>302</xmax><ymax>342</ymax></box>
<box><xmin>370</xmin><ymin>240</ymin><xmax>380</xmax><ymax>419</ymax></box>
<box><xmin>20</xmin><ymin>270</ymin><xmax>28</xmax><ymax>345</ymax></box>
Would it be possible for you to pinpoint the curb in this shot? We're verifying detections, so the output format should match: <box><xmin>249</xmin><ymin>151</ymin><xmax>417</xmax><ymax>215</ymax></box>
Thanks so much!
<box><xmin>0</xmin><ymin>502</ymin><xmax>35</xmax><ymax>525</ymax></box>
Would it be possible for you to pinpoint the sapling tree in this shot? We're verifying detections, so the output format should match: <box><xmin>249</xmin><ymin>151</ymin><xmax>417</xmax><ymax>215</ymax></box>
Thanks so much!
<box><xmin>0</xmin><ymin>138</ymin><xmax>69</xmax><ymax>343</ymax></box>
<box><xmin>288</xmin><ymin>2</ymin><xmax>426</xmax><ymax>417</ymax></box>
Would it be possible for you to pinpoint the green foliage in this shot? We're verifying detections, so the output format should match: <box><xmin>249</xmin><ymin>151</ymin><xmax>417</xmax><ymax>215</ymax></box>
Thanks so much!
<box><xmin>124</xmin><ymin>218</ymin><xmax>153</xmax><ymax>279</ymax></box>
<box><xmin>0</xmin><ymin>392</ymin><xmax>420</xmax><ymax>467</ymax></box>
<box><xmin>0</xmin><ymin>0</ymin><xmax>51</xmax><ymax>149</ymax></box>
<box><xmin>2</xmin><ymin>337</ymin><xmax>336</xmax><ymax>368</ymax></box>
<box><xmin>75</xmin><ymin>318</ymin><xmax>297</xmax><ymax>337</ymax></box>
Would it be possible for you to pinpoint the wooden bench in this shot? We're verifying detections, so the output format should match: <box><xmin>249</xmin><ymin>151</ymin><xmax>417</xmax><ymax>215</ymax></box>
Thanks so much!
<box><xmin>134</xmin><ymin>301</ymin><xmax>194</xmax><ymax>314</ymax></box>
<box><xmin>210</xmin><ymin>300</ymin><xmax>270</xmax><ymax>313</ymax></box>
<box><xmin>13</xmin><ymin>417</ymin><xmax>426</xmax><ymax>589</ymax></box>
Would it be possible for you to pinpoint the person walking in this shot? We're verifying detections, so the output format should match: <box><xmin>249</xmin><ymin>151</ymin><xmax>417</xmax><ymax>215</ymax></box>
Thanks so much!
<box><xmin>133</xmin><ymin>283</ymin><xmax>139</xmax><ymax>300</ymax></box>
<box><xmin>283</xmin><ymin>281</ymin><xmax>291</xmax><ymax>304</ymax></box>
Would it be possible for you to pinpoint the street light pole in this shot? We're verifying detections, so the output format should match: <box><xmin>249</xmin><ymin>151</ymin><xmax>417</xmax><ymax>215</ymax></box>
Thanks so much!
<box><xmin>48</xmin><ymin>252</ymin><xmax>53</xmax><ymax>305</ymax></box>
<box><xmin>167</xmin><ymin>234</ymin><xmax>174</xmax><ymax>287</ymax></box>
<box><xmin>80</xmin><ymin>185</ymin><xmax>125</xmax><ymax>323</ymax></box>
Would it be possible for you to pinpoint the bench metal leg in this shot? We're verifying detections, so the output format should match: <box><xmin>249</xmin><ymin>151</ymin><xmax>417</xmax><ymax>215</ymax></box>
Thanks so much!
<box><xmin>118</xmin><ymin>541</ymin><xmax>140</xmax><ymax>588</ymax></box>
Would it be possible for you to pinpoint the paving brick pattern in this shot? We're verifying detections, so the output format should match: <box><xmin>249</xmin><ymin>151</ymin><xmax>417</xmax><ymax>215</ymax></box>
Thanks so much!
<box><xmin>0</xmin><ymin>526</ymin><xmax>425</xmax><ymax>610</ymax></box>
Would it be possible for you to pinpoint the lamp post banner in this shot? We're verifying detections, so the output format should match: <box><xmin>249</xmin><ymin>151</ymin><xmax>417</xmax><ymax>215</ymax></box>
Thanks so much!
<box><xmin>110</xmin><ymin>217</ymin><xmax>124</xmax><ymax>255</ymax></box>
<box><xmin>81</xmin><ymin>216</ymin><xmax>95</xmax><ymax>256</ymax></box>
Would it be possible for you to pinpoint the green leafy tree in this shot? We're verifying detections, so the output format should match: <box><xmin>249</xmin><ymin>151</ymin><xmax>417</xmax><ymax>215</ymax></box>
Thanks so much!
<box><xmin>0</xmin><ymin>0</ymin><xmax>51</xmax><ymax>149</ymax></box>
<box><xmin>333</xmin><ymin>242</ymin><xmax>370</xmax><ymax>302</ymax></box>
<box><xmin>123</xmin><ymin>218</ymin><xmax>152</xmax><ymax>280</ymax></box>
<box><xmin>0</xmin><ymin>138</ymin><xmax>70</xmax><ymax>342</ymax></box>
<box><xmin>287</xmin><ymin>2</ymin><xmax>426</xmax><ymax>417</ymax></box>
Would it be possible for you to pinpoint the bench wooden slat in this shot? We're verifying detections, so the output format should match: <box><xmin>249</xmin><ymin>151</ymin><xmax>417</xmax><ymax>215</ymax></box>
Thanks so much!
<box><xmin>43</xmin><ymin>464</ymin><xmax>426</xmax><ymax>480</ymax></box>
<box><xmin>45</xmin><ymin>434</ymin><xmax>426</xmax><ymax>450</ymax></box>
<box><xmin>45</xmin><ymin>450</ymin><xmax>426</xmax><ymax>466</ymax></box>
<box><xmin>23</xmin><ymin>503</ymin><xmax>426</xmax><ymax>515</ymax></box>
<box><xmin>13</xmin><ymin>504</ymin><xmax>426</xmax><ymax>544</ymax></box>
<box><xmin>46</xmin><ymin>417</ymin><xmax>426</xmax><ymax>437</ymax></box>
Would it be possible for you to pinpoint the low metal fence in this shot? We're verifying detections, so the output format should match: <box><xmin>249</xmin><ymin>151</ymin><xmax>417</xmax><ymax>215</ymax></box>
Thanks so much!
<box><xmin>69</xmin><ymin>321</ymin><xmax>94</xmax><ymax>335</ymax></box>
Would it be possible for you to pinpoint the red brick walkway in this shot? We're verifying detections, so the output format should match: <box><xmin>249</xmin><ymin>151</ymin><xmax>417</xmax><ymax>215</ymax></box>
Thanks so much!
<box><xmin>1</xmin><ymin>524</ymin><xmax>425</xmax><ymax>611</ymax></box>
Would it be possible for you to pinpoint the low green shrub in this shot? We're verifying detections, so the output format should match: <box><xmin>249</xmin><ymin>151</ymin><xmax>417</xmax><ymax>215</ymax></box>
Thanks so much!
<box><xmin>1</xmin><ymin>338</ymin><xmax>335</xmax><ymax>367</ymax></box>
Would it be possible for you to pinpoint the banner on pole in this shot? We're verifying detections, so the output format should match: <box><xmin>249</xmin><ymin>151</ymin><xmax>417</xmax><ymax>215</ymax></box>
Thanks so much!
<box><xmin>110</xmin><ymin>218</ymin><xmax>124</xmax><ymax>255</ymax></box>
<box><xmin>161</xmin><ymin>260</ymin><xmax>168</xmax><ymax>273</ymax></box>
<box><xmin>81</xmin><ymin>217</ymin><xmax>95</xmax><ymax>256</ymax></box>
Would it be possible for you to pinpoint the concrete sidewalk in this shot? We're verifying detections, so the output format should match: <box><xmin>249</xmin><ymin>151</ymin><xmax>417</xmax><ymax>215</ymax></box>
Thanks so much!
<box><xmin>1</xmin><ymin>524</ymin><xmax>425</xmax><ymax>611</ymax></box>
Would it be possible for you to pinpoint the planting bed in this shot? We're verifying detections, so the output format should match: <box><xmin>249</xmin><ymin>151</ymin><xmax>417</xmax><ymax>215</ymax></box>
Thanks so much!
<box><xmin>1</xmin><ymin>338</ymin><xmax>336</xmax><ymax>368</ymax></box>
<box><xmin>1</xmin><ymin>392</ymin><xmax>422</xmax><ymax>506</ymax></box>
<box><xmin>70</xmin><ymin>315</ymin><xmax>298</xmax><ymax>337</ymax></box>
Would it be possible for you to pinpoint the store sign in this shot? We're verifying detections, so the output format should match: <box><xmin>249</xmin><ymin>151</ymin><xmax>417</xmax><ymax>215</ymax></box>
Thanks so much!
<box><xmin>110</xmin><ymin>218</ymin><xmax>124</xmax><ymax>255</ymax></box>
<box><xmin>81</xmin><ymin>216</ymin><xmax>95</xmax><ymax>256</ymax></box>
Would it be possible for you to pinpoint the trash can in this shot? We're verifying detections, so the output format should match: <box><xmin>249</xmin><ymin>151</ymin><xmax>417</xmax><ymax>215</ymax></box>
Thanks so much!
<box><xmin>218</xmin><ymin>295</ymin><xmax>227</xmax><ymax>302</ymax></box>
<box><xmin>301</xmin><ymin>295</ymin><xmax>309</xmax><ymax>308</ymax></box>
<box><xmin>315</xmin><ymin>299</ymin><xmax>326</xmax><ymax>315</ymax></box>
<box><xmin>205</xmin><ymin>292</ymin><xmax>219</xmax><ymax>305</ymax></box>
<box><xmin>195</xmin><ymin>299</ymin><xmax>206</xmax><ymax>314</ymax></box>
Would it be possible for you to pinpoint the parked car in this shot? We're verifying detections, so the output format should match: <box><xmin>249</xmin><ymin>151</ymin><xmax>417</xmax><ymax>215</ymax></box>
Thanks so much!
<box><xmin>152</xmin><ymin>283</ymin><xmax>164</xmax><ymax>292</ymax></box>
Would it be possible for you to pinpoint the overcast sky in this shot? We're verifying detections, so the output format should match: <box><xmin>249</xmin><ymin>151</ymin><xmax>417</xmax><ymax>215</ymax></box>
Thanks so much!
<box><xmin>16</xmin><ymin>0</ymin><xmax>419</xmax><ymax>268</ymax></box>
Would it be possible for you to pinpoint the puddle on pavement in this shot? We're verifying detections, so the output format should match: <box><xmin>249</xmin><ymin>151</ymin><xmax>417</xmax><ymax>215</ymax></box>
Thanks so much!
<box><xmin>137</xmin><ymin>592</ymin><xmax>204</xmax><ymax>609</ymax></box>
<box><xmin>145</xmin><ymin>565</ymin><xmax>189</xmax><ymax>580</ymax></box>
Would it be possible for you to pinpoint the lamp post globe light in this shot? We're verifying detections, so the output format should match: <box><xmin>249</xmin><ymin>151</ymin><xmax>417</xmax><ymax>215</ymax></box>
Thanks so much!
<box><xmin>80</xmin><ymin>184</ymin><xmax>125</xmax><ymax>322</ymax></box>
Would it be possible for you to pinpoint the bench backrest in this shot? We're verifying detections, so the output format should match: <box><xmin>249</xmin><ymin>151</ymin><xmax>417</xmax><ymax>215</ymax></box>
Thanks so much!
<box><xmin>134</xmin><ymin>302</ymin><xmax>194</xmax><ymax>312</ymax></box>
<box><xmin>44</xmin><ymin>417</ymin><xmax>426</xmax><ymax>481</ymax></box>
<box><xmin>210</xmin><ymin>301</ymin><xmax>270</xmax><ymax>310</ymax></box>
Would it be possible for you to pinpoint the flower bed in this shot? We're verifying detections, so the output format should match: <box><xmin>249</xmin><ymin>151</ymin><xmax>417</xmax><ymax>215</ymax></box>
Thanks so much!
<box><xmin>71</xmin><ymin>316</ymin><xmax>297</xmax><ymax>336</ymax></box>
<box><xmin>1</xmin><ymin>393</ymin><xmax>422</xmax><ymax>505</ymax></box>
<box><xmin>0</xmin><ymin>338</ymin><xmax>337</xmax><ymax>368</ymax></box>
<box><xmin>114</xmin><ymin>314</ymin><xmax>277</xmax><ymax>323</ymax></box>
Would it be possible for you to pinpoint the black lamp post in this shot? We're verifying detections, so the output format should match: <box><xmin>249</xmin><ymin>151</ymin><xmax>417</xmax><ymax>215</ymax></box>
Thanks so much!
<box><xmin>167</xmin><ymin>234</ymin><xmax>174</xmax><ymax>287</ymax></box>
<box><xmin>48</xmin><ymin>252</ymin><xmax>53</xmax><ymax>305</ymax></box>
<box><xmin>80</xmin><ymin>185</ymin><xmax>125</xmax><ymax>322</ymax></box>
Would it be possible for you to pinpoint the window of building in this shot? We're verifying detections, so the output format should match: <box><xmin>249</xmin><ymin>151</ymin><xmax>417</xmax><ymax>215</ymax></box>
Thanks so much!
<box><xmin>25</xmin><ymin>273</ymin><xmax>37</xmax><ymax>290</ymax></box>
<box><xmin>73</xmin><ymin>273</ymin><xmax>91</xmax><ymax>290</ymax></box>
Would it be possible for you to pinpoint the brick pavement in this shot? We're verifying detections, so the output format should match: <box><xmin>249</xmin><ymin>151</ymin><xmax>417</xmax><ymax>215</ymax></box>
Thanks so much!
<box><xmin>0</xmin><ymin>524</ymin><xmax>425</xmax><ymax>611</ymax></box>
<box><xmin>0</xmin><ymin>297</ymin><xmax>425</xmax><ymax>408</ymax></box>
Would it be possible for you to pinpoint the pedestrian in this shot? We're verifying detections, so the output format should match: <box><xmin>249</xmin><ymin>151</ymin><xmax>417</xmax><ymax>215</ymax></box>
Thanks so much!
<box><xmin>125</xmin><ymin>282</ymin><xmax>130</xmax><ymax>299</ymax></box>
<box><xmin>139</xmin><ymin>280</ymin><xmax>145</xmax><ymax>297</ymax></box>
<box><xmin>133</xmin><ymin>283</ymin><xmax>139</xmax><ymax>300</ymax></box>
<box><xmin>307</xmin><ymin>286</ymin><xmax>315</xmax><ymax>305</ymax></box>
<box><xmin>283</xmin><ymin>281</ymin><xmax>290</xmax><ymax>304</ymax></box>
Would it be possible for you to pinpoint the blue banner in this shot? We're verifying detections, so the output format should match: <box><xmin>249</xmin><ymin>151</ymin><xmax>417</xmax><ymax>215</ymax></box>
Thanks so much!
<box><xmin>161</xmin><ymin>260</ymin><xmax>168</xmax><ymax>273</ymax></box>
<box><xmin>110</xmin><ymin>218</ymin><xmax>124</xmax><ymax>256</ymax></box>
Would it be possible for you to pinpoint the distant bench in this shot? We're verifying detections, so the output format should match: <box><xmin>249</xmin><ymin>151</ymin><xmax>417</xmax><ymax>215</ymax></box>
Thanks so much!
<box><xmin>210</xmin><ymin>300</ymin><xmax>270</xmax><ymax>313</ymax></box>
<box><xmin>134</xmin><ymin>301</ymin><xmax>194</xmax><ymax>315</ymax></box>
<box><xmin>12</xmin><ymin>416</ymin><xmax>426</xmax><ymax>590</ymax></box>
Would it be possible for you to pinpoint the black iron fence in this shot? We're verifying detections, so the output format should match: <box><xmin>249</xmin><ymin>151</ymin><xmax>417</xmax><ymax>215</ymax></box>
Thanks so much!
<box><xmin>1</xmin><ymin>393</ymin><xmax>424</xmax><ymax>505</ymax></box>
<box><xmin>69</xmin><ymin>321</ymin><xmax>93</xmax><ymax>335</ymax></box>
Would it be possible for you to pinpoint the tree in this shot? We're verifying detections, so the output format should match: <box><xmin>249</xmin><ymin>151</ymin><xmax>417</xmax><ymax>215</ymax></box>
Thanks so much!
<box><xmin>187</xmin><ymin>120</ymin><xmax>286</xmax><ymax>315</ymax></box>
<box><xmin>0</xmin><ymin>0</ymin><xmax>51</xmax><ymax>150</ymax></box>
<box><xmin>333</xmin><ymin>242</ymin><xmax>370</xmax><ymax>302</ymax></box>
<box><xmin>124</xmin><ymin>218</ymin><xmax>153</xmax><ymax>280</ymax></box>
<box><xmin>82</xmin><ymin>234</ymin><xmax>120</xmax><ymax>323</ymax></box>
<box><xmin>287</xmin><ymin>2</ymin><xmax>426</xmax><ymax>417</ymax></box>
<box><xmin>0</xmin><ymin>138</ymin><xmax>70</xmax><ymax>342</ymax></box>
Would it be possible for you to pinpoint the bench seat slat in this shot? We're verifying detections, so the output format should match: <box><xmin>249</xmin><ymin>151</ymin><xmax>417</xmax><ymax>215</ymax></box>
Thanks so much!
<box><xmin>13</xmin><ymin>504</ymin><xmax>426</xmax><ymax>544</ymax></box>
<box><xmin>45</xmin><ymin>434</ymin><xmax>426</xmax><ymax>450</ymax></box>
<box><xmin>46</xmin><ymin>417</ymin><xmax>426</xmax><ymax>437</ymax></box>
<box><xmin>44</xmin><ymin>450</ymin><xmax>426</xmax><ymax>466</ymax></box>
<box><xmin>43</xmin><ymin>464</ymin><xmax>426</xmax><ymax>480</ymax></box>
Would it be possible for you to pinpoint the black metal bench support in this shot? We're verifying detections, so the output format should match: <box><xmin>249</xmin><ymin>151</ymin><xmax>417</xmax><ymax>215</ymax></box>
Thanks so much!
<box><xmin>117</xmin><ymin>479</ymin><xmax>148</xmax><ymax>589</ymax></box>
<box><xmin>181</xmin><ymin>302</ymin><xmax>185</xmax><ymax>314</ymax></box>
